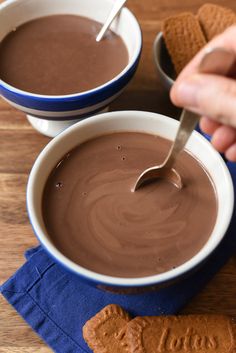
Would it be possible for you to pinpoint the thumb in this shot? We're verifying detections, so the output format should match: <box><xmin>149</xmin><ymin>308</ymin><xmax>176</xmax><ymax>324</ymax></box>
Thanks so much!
<box><xmin>170</xmin><ymin>74</ymin><xmax>236</xmax><ymax>128</ymax></box>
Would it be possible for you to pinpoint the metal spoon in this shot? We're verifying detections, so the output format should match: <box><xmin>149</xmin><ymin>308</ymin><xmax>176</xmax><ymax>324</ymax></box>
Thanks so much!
<box><xmin>96</xmin><ymin>0</ymin><xmax>127</xmax><ymax>42</ymax></box>
<box><xmin>133</xmin><ymin>47</ymin><xmax>235</xmax><ymax>191</ymax></box>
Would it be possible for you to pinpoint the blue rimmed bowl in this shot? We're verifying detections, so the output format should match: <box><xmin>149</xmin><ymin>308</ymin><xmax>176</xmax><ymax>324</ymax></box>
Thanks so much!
<box><xmin>0</xmin><ymin>0</ymin><xmax>142</xmax><ymax>137</ymax></box>
<box><xmin>27</xmin><ymin>111</ymin><xmax>234</xmax><ymax>292</ymax></box>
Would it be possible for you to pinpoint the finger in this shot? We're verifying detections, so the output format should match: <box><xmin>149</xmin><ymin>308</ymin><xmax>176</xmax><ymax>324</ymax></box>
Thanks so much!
<box><xmin>199</xmin><ymin>117</ymin><xmax>221</xmax><ymax>135</ymax></box>
<box><xmin>211</xmin><ymin>126</ymin><xmax>236</xmax><ymax>152</ymax></box>
<box><xmin>225</xmin><ymin>143</ymin><xmax>236</xmax><ymax>162</ymax></box>
<box><xmin>170</xmin><ymin>74</ymin><xmax>236</xmax><ymax>128</ymax></box>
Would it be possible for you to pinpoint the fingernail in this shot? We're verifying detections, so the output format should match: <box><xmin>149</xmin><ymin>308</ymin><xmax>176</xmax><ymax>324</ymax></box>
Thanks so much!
<box><xmin>175</xmin><ymin>77</ymin><xmax>202</xmax><ymax>107</ymax></box>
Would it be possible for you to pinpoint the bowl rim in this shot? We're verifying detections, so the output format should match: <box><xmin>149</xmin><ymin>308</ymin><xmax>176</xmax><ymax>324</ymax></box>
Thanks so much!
<box><xmin>26</xmin><ymin>110</ymin><xmax>234</xmax><ymax>287</ymax></box>
<box><xmin>0</xmin><ymin>0</ymin><xmax>142</xmax><ymax>100</ymax></box>
<box><xmin>153</xmin><ymin>31</ymin><xmax>174</xmax><ymax>86</ymax></box>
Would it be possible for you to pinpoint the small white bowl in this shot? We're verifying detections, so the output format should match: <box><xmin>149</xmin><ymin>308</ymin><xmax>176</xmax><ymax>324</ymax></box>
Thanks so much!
<box><xmin>0</xmin><ymin>0</ymin><xmax>142</xmax><ymax>137</ymax></box>
<box><xmin>27</xmin><ymin>111</ymin><xmax>234</xmax><ymax>290</ymax></box>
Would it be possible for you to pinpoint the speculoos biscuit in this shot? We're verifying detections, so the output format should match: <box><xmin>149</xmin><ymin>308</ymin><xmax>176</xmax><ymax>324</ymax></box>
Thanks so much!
<box><xmin>198</xmin><ymin>3</ymin><xmax>236</xmax><ymax>41</ymax></box>
<box><xmin>83</xmin><ymin>304</ymin><xmax>131</xmax><ymax>353</ymax></box>
<box><xmin>162</xmin><ymin>12</ymin><xmax>206</xmax><ymax>74</ymax></box>
<box><xmin>126</xmin><ymin>315</ymin><xmax>236</xmax><ymax>353</ymax></box>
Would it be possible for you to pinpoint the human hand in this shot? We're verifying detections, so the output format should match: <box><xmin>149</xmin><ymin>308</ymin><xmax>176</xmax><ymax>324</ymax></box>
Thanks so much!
<box><xmin>170</xmin><ymin>26</ymin><xmax>236</xmax><ymax>162</ymax></box>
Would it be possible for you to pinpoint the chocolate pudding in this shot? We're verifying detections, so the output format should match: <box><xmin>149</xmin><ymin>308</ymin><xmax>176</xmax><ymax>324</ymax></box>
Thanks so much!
<box><xmin>42</xmin><ymin>132</ymin><xmax>217</xmax><ymax>278</ymax></box>
<box><xmin>0</xmin><ymin>15</ymin><xmax>128</xmax><ymax>95</ymax></box>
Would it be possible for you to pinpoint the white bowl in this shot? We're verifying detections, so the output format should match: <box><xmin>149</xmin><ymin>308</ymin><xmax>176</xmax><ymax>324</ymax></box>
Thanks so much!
<box><xmin>0</xmin><ymin>0</ymin><xmax>142</xmax><ymax>137</ymax></box>
<box><xmin>27</xmin><ymin>111</ymin><xmax>234</xmax><ymax>290</ymax></box>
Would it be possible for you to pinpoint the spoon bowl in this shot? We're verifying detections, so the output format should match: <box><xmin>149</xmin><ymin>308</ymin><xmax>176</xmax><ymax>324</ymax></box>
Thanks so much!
<box><xmin>132</xmin><ymin>164</ymin><xmax>182</xmax><ymax>191</ymax></box>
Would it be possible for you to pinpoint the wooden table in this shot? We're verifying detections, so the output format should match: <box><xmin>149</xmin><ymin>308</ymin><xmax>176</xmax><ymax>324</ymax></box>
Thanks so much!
<box><xmin>1</xmin><ymin>0</ymin><xmax>236</xmax><ymax>351</ymax></box>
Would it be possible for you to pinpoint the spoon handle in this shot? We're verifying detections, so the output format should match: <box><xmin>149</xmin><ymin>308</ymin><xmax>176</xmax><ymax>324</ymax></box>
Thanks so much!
<box><xmin>163</xmin><ymin>48</ymin><xmax>235</xmax><ymax>170</ymax></box>
<box><xmin>163</xmin><ymin>110</ymin><xmax>199</xmax><ymax>170</ymax></box>
<box><xmin>96</xmin><ymin>0</ymin><xmax>127</xmax><ymax>42</ymax></box>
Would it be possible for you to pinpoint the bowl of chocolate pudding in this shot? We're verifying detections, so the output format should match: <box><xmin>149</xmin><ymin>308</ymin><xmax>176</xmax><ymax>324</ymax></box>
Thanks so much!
<box><xmin>27</xmin><ymin>111</ymin><xmax>234</xmax><ymax>290</ymax></box>
<box><xmin>0</xmin><ymin>0</ymin><xmax>141</xmax><ymax>137</ymax></box>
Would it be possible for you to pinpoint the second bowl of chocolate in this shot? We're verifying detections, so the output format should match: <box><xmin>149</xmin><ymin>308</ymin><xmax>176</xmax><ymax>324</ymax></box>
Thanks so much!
<box><xmin>0</xmin><ymin>0</ymin><xmax>142</xmax><ymax>137</ymax></box>
<box><xmin>27</xmin><ymin>111</ymin><xmax>234</xmax><ymax>291</ymax></box>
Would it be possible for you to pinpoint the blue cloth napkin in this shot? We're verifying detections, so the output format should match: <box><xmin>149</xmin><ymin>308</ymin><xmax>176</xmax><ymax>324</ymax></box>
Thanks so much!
<box><xmin>1</xmin><ymin>161</ymin><xmax>236</xmax><ymax>353</ymax></box>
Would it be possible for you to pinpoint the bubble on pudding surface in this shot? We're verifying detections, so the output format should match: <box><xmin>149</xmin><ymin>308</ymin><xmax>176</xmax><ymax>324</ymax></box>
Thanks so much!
<box><xmin>55</xmin><ymin>182</ymin><xmax>63</xmax><ymax>189</ymax></box>
<box><xmin>116</xmin><ymin>145</ymin><xmax>122</xmax><ymax>151</ymax></box>
<box><xmin>82</xmin><ymin>192</ymin><xmax>87</xmax><ymax>196</ymax></box>
<box><xmin>121</xmin><ymin>156</ymin><xmax>126</xmax><ymax>161</ymax></box>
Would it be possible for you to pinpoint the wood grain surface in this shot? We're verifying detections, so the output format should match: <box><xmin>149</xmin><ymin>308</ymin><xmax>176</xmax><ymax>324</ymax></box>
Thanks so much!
<box><xmin>1</xmin><ymin>0</ymin><xmax>236</xmax><ymax>352</ymax></box>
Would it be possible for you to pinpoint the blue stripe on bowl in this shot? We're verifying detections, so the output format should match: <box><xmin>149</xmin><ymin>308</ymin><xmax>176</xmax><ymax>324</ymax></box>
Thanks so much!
<box><xmin>22</xmin><ymin>102</ymin><xmax>110</xmax><ymax>121</ymax></box>
<box><xmin>0</xmin><ymin>55</ymin><xmax>140</xmax><ymax>112</ymax></box>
